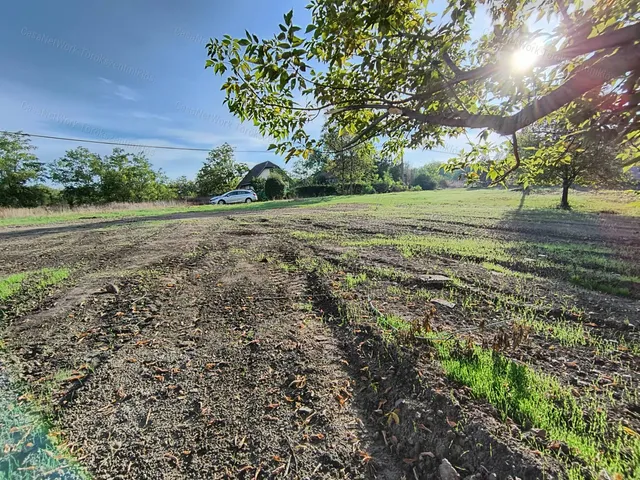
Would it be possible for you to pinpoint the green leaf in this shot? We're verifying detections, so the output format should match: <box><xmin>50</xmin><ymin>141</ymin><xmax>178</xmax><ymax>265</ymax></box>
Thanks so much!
<box><xmin>284</xmin><ymin>10</ymin><xmax>293</xmax><ymax>26</ymax></box>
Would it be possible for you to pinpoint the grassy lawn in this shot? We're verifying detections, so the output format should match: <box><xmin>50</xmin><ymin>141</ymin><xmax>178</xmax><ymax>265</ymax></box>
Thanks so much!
<box><xmin>0</xmin><ymin>189</ymin><xmax>637</xmax><ymax>228</ymax></box>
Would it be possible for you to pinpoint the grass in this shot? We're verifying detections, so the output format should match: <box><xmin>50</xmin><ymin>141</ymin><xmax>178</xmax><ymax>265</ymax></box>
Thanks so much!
<box><xmin>1</xmin><ymin>189</ymin><xmax>637</xmax><ymax>228</ymax></box>
<box><xmin>341</xmin><ymin>233</ymin><xmax>638</xmax><ymax>297</ymax></box>
<box><xmin>0</xmin><ymin>268</ymin><xmax>80</xmax><ymax>478</ymax></box>
<box><xmin>372</xmin><ymin>303</ymin><xmax>639</xmax><ymax>479</ymax></box>
<box><xmin>0</xmin><ymin>197</ymin><xmax>329</xmax><ymax>227</ymax></box>
<box><xmin>434</xmin><ymin>342</ymin><xmax>639</xmax><ymax>479</ymax></box>
<box><xmin>0</xmin><ymin>273</ymin><xmax>29</xmax><ymax>301</ymax></box>
<box><xmin>344</xmin><ymin>272</ymin><xmax>368</xmax><ymax>289</ymax></box>
<box><xmin>0</xmin><ymin>268</ymin><xmax>70</xmax><ymax>303</ymax></box>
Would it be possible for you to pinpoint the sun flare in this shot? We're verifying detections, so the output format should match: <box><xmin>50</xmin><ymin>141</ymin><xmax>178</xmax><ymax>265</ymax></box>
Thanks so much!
<box><xmin>510</xmin><ymin>45</ymin><xmax>542</xmax><ymax>73</ymax></box>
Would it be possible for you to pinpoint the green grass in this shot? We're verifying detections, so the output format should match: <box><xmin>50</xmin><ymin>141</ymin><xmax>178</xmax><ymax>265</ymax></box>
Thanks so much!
<box><xmin>0</xmin><ymin>268</ymin><xmax>70</xmax><ymax>303</ymax></box>
<box><xmin>0</xmin><ymin>198</ymin><xmax>330</xmax><ymax>228</ymax></box>
<box><xmin>340</xmin><ymin>233</ymin><xmax>638</xmax><ymax>297</ymax></box>
<box><xmin>569</xmin><ymin>274</ymin><xmax>631</xmax><ymax>297</ymax></box>
<box><xmin>1</xmin><ymin>189</ymin><xmax>637</xmax><ymax>228</ymax></box>
<box><xmin>344</xmin><ymin>272</ymin><xmax>368</xmax><ymax>289</ymax></box>
<box><xmin>434</xmin><ymin>342</ymin><xmax>639</xmax><ymax>479</ymax></box>
<box><xmin>0</xmin><ymin>273</ymin><xmax>29</xmax><ymax>301</ymax></box>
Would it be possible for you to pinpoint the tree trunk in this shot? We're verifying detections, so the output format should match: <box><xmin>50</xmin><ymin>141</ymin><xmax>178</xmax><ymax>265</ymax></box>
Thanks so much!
<box><xmin>560</xmin><ymin>181</ymin><xmax>571</xmax><ymax>210</ymax></box>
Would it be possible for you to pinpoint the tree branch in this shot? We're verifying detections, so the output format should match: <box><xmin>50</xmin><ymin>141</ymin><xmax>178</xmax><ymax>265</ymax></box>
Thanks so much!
<box><xmin>443</xmin><ymin>52</ymin><xmax>462</xmax><ymax>76</ymax></box>
<box><xmin>393</xmin><ymin>43</ymin><xmax>640</xmax><ymax>134</ymax></box>
<box><xmin>407</xmin><ymin>21</ymin><xmax>640</xmax><ymax>103</ymax></box>
<box><xmin>491</xmin><ymin>133</ymin><xmax>521</xmax><ymax>184</ymax></box>
<box><xmin>556</xmin><ymin>0</ymin><xmax>572</xmax><ymax>26</ymax></box>
<box><xmin>329</xmin><ymin>113</ymin><xmax>390</xmax><ymax>153</ymax></box>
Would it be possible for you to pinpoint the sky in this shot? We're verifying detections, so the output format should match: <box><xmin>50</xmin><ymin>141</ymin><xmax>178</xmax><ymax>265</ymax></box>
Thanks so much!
<box><xmin>0</xmin><ymin>0</ymin><xmax>493</xmax><ymax>179</ymax></box>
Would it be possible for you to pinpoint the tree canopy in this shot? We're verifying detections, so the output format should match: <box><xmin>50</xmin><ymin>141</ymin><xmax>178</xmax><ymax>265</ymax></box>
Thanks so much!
<box><xmin>516</xmin><ymin>115</ymin><xmax>622</xmax><ymax>208</ymax></box>
<box><xmin>196</xmin><ymin>143</ymin><xmax>248</xmax><ymax>196</ymax></box>
<box><xmin>0</xmin><ymin>132</ymin><xmax>44</xmax><ymax>207</ymax></box>
<box><xmin>50</xmin><ymin>147</ymin><xmax>174</xmax><ymax>205</ymax></box>
<box><xmin>206</xmin><ymin>0</ymin><xmax>640</xmax><ymax>179</ymax></box>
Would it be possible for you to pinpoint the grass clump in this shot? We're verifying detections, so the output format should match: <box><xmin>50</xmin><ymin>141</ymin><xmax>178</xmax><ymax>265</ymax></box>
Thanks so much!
<box><xmin>344</xmin><ymin>273</ymin><xmax>368</xmax><ymax>289</ymax></box>
<box><xmin>377</xmin><ymin>314</ymin><xmax>410</xmax><ymax>332</ymax></box>
<box><xmin>0</xmin><ymin>273</ymin><xmax>29</xmax><ymax>301</ymax></box>
<box><xmin>0</xmin><ymin>268</ymin><xmax>70</xmax><ymax>302</ymax></box>
<box><xmin>434</xmin><ymin>342</ymin><xmax>639</xmax><ymax>479</ymax></box>
<box><xmin>569</xmin><ymin>274</ymin><xmax>631</xmax><ymax>297</ymax></box>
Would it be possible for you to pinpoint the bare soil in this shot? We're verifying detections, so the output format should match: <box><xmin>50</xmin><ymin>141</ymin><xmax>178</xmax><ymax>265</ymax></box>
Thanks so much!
<box><xmin>0</xmin><ymin>204</ymin><xmax>638</xmax><ymax>479</ymax></box>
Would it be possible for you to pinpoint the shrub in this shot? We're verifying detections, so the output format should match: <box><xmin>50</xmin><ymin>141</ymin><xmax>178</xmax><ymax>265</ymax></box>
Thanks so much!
<box><xmin>438</xmin><ymin>178</ymin><xmax>449</xmax><ymax>189</ymax></box>
<box><xmin>295</xmin><ymin>184</ymin><xmax>338</xmax><ymax>197</ymax></box>
<box><xmin>265</xmin><ymin>174</ymin><xmax>286</xmax><ymax>200</ymax></box>
<box><xmin>390</xmin><ymin>183</ymin><xmax>408</xmax><ymax>192</ymax></box>
<box><xmin>411</xmin><ymin>185</ymin><xmax>423</xmax><ymax>191</ymax></box>
<box><xmin>413</xmin><ymin>173</ymin><xmax>437</xmax><ymax>190</ymax></box>
<box><xmin>373</xmin><ymin>182</ymin><xmax>391</xmax><ymax>193</ymax></box>
<box><xmin>363</xmin><ymin>184</ymin><xmax>376</xmax><ymax>194</ymax></box>
<box><xmin>337</xmin><ymin>183</ymin><xmax>372</xmax><ymax>195</ymax></box>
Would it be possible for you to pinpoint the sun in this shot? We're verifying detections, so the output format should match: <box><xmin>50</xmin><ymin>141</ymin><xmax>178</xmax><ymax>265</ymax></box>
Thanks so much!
<box><xmin>510</xmin><ymin>44</ymin><xmax>542</xmax><ymax>73</ymax></box>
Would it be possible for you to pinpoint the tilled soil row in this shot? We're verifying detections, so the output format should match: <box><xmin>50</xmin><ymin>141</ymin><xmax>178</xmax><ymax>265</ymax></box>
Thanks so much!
<box><xmin>3</xmin><ymin>232</ymin><xmax>408</xmax><ymax>479</ymax></box>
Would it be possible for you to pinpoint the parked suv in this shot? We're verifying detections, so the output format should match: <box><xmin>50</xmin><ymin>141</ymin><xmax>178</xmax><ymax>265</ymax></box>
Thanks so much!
<box><xmin>210</xmin><ymin>189</ymin><xmax>258</xmax><ymax>204</ymax></box>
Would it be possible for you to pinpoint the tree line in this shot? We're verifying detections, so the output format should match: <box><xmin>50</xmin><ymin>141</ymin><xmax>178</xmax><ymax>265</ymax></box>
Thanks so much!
<box><xmin>0</xmin><ymin>132</ymin><xmax>252</xmax><ymax>208</ymax></box>
<box><xmin>292</xmin><ymin>126</ymin><xmax>458</xmax><ymax>196</ymax></box>
<box><xmin>0</xmin><ymin>130</ymin><xmax>457</xmax><ymax>209</ymax></box>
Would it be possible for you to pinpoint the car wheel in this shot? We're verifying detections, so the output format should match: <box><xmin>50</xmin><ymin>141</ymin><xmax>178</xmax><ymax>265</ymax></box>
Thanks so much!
<box><xmin>218</xmin><ymin>200</ymin><xmax>226</xmax><ymax>205</ymax></box>
<box><xmin>245</xmin><ymin>198</ymin><xmax>252</xmax><ymax>203</ymax></box>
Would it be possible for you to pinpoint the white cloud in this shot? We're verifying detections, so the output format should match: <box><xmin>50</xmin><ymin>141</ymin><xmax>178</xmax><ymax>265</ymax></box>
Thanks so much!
<box><xmin>131</xmin><ymin>111</ymin><xmax>170</xmax><ymax>121</ymax></box>
<box><xmin>97</xmin><ymin>77</ymin><xmax>139</xmax><ymax>101</ymax></box>
<box><xmin>114</xmin><ymin>84</ymin><xmax>139</xmax><ymax>101</ymax></box>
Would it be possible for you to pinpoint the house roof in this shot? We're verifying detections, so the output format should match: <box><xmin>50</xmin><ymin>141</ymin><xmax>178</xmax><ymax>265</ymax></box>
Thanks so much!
<box><xmin>238</xmin><ymin>161</ymin><xmax>280</xmax><ymax>186</ymax></box>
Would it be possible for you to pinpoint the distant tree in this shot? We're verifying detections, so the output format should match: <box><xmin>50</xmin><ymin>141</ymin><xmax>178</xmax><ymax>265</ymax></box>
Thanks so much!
<box><xmin>0</xmin><ymin>132</ymin><xmax>44</xmax><ymax>207</ymax></box>
<box><xmin>196</xmin><ymin>143</ymin><xmax>248</xmax><ymax>196</ymax></box>
<box><xmin>170</xmin><ymin>176</ymin><xmax>198</xmax><ymax>199</ymax></box>
<box><xmin>293</xmin><ymin>149</ymin><xmax>328</xmax><ymax>179</ymax></box>
<box><xmin>322</xmin><ymin>128</ymin><xmax>375</xmax><ymax>189</ymax></box>
<box><xmin>517</xmin><ymin>119</ymin><xmax>622</xmax><ymax>209</ymax></box>
<box><xmin>98</xmin><ymin>149</ymin><xmax>174</xmax><ymax>203</ymax></box>
<box><xmin>412</xmin><ymin>173</ymin><xmax>437</xmax><ymax>191</ymax></box>
<box><xmin>376</xmin><ymin>156</ymin><xmax>403</xmax><ymax>183</ymax></box>
<box><xmin>265</xmin><ymin>172</ymin><xmax>287</xmax><ymax>200</ymax></box>
<box><xmin>49</xmin><ymin>147</ymin><xmax>102</xmax><ymax>206</ymax></box>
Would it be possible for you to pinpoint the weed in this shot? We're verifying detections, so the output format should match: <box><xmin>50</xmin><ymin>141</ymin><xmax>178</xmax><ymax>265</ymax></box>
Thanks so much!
<box><xmin>344</xmin><ymin>273</ymin><xmax>368</xmax><ymax>289</ymax></box>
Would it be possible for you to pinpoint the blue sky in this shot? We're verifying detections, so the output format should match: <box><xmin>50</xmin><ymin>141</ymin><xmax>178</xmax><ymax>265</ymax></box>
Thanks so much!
<box><xmin>0</xmin><ymin>0</ymin><xmax>492</xmax><ymax>179</ymax></box>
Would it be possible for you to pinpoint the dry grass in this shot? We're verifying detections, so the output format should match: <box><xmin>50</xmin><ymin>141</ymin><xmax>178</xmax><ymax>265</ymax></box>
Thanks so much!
<box><xmin>0</xmin><ymin>201</ymin><xmax>190</xmax><ymax>220</ymax></box>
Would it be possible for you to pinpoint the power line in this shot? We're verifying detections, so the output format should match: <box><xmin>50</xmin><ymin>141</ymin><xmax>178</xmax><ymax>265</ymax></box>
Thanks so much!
<box><xmin>1</xmin><ymin>130</ymin><xmax>267</xmax><ymax>153</ymax></box>
<box><xmin>1</xmin><ymin>130</ymin><xmax>460</xmax><ymax>157</ymax></box>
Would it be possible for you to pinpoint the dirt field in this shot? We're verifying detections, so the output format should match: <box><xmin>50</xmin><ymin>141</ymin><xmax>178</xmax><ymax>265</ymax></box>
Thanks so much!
<box><xmin>0</xmin><ymin>190</ymin><xmax>638</xmax><ymax>479</ymax></box>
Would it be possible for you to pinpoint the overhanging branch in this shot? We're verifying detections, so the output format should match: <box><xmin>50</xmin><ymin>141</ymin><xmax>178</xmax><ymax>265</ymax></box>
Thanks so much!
<box><xmin>407</xmin><ymin>21</ymin><xmax>640</xmax><ymax>103</ymax></box>
<box><xmin>391</xmin><ymin>44</ymin><xmax>640</xmax><ymax>134</ymax></box>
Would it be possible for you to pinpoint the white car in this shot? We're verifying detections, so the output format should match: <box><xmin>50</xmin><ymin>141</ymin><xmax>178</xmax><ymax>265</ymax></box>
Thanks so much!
<box><xmin>210</xmin><ymin>189</ymin><xmax>258</xmax><ymax>205</ymax></box>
